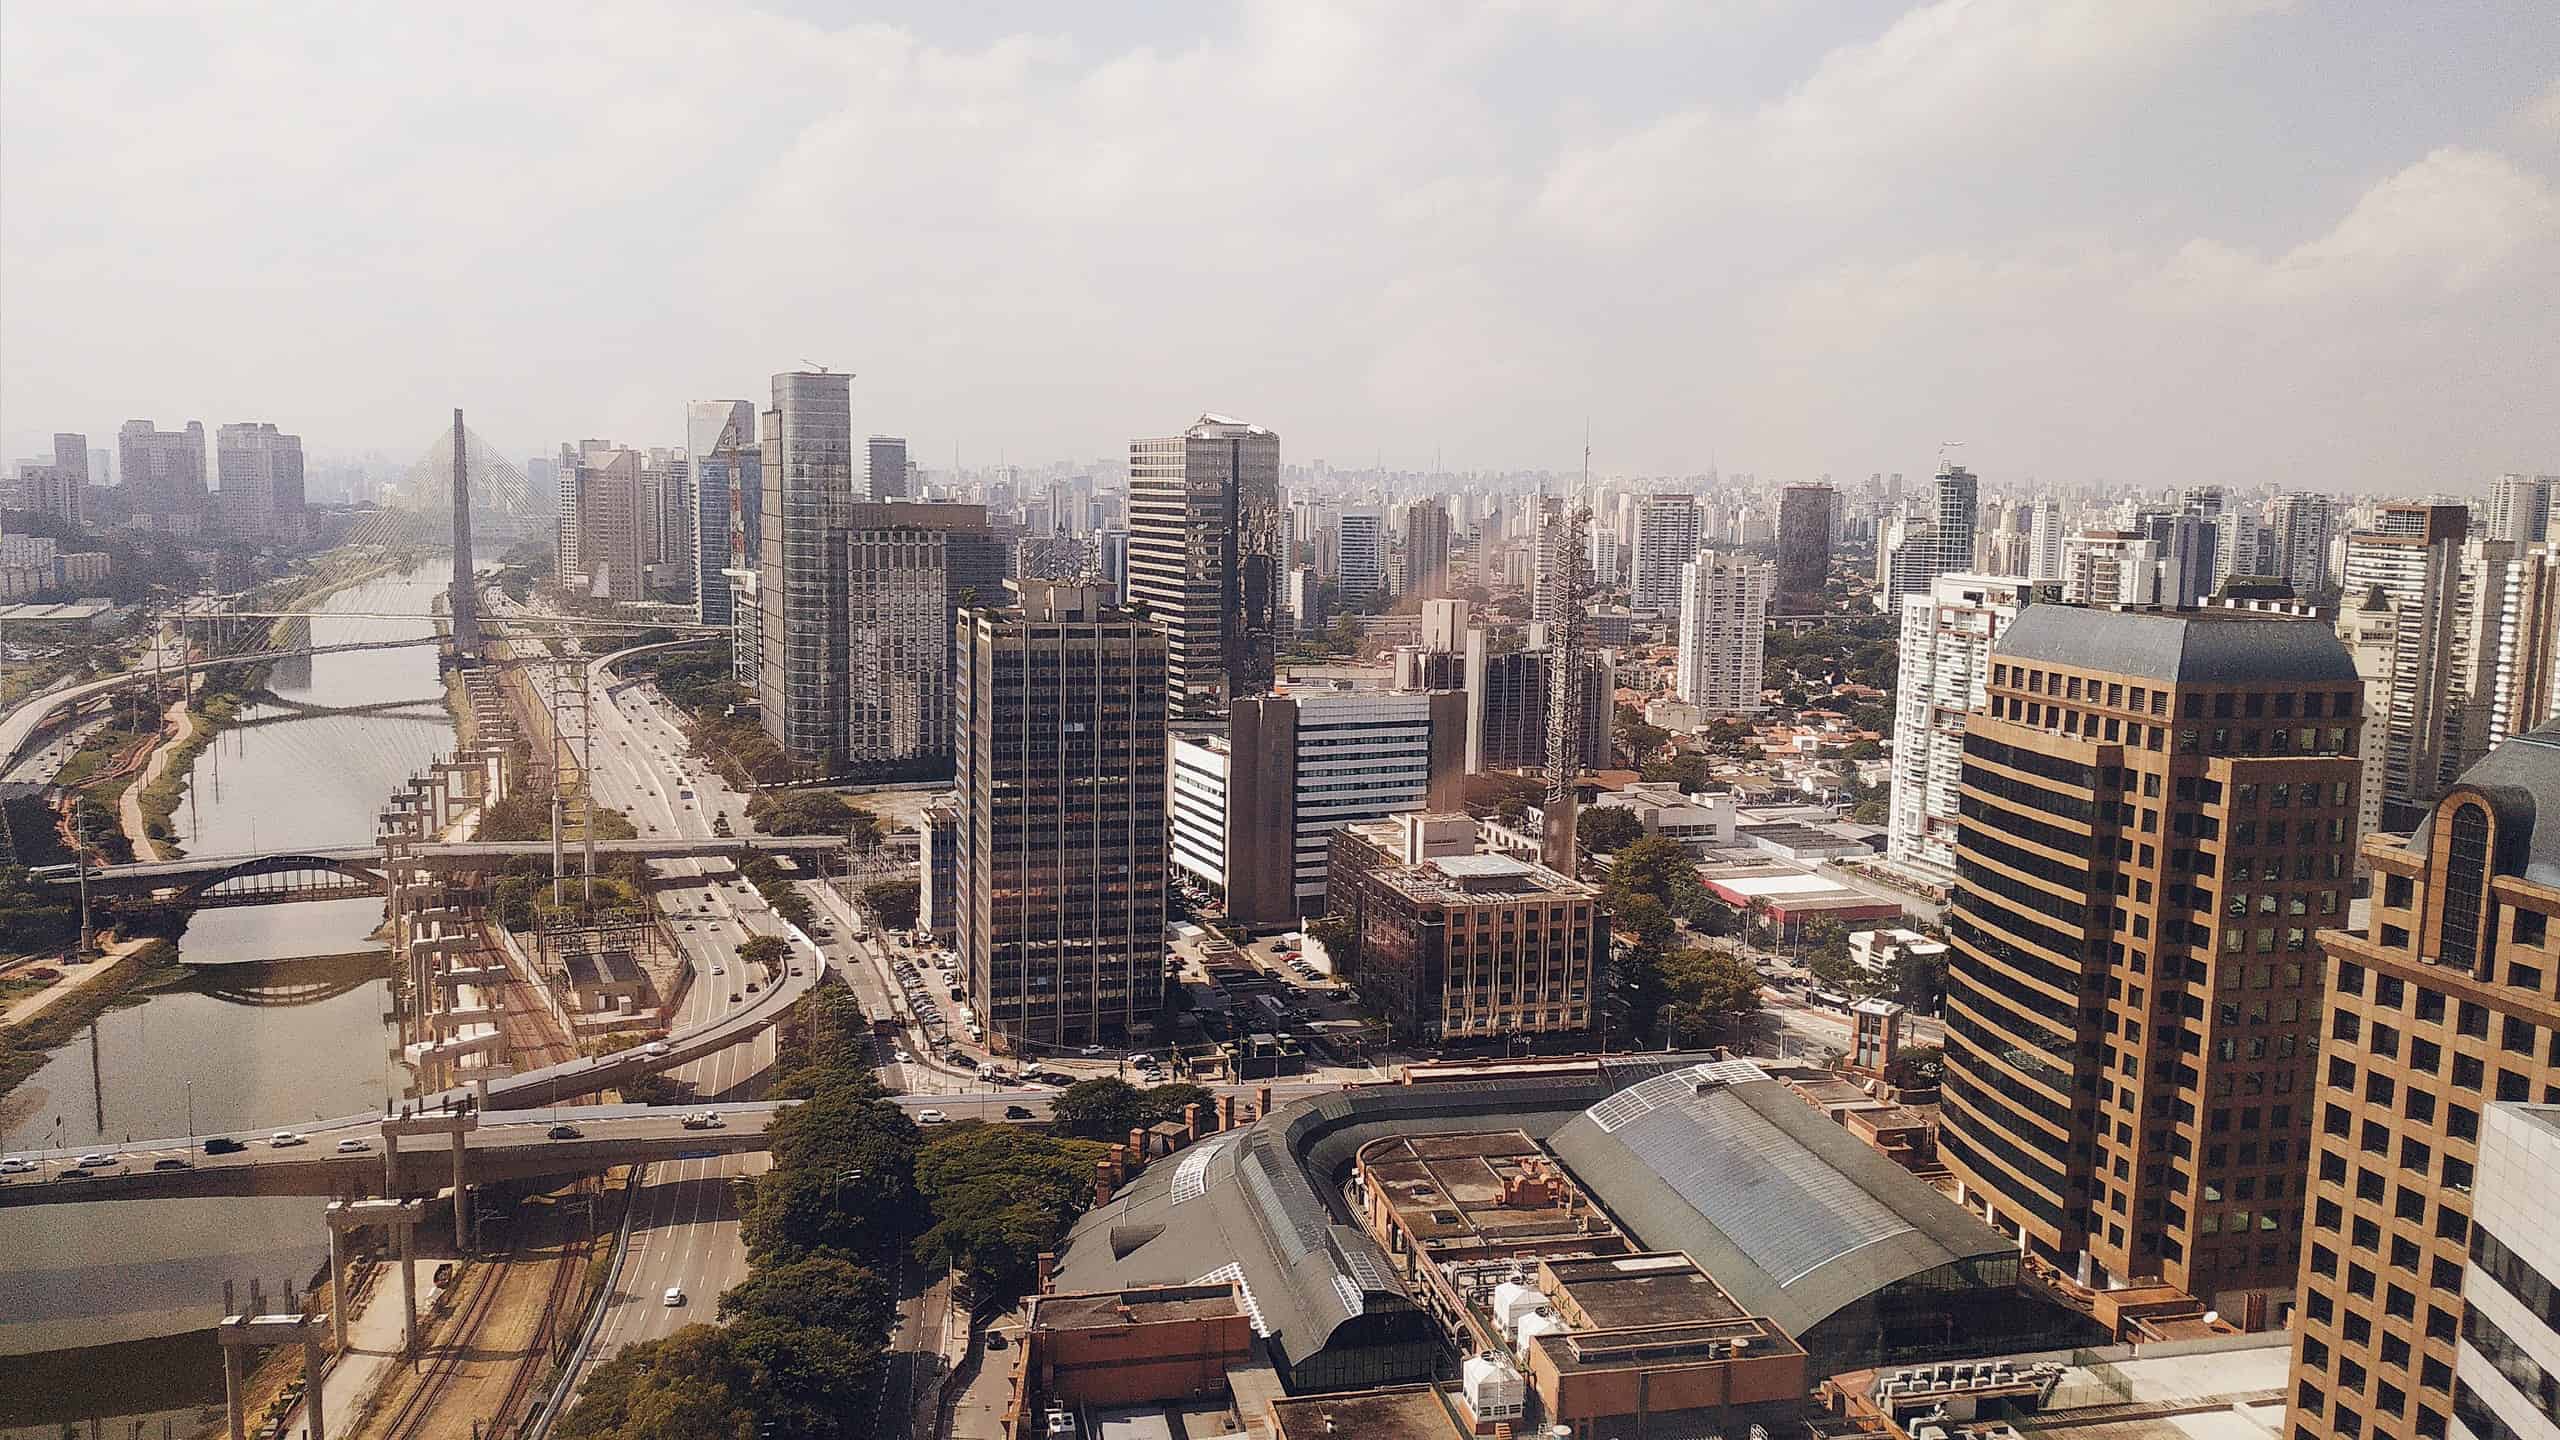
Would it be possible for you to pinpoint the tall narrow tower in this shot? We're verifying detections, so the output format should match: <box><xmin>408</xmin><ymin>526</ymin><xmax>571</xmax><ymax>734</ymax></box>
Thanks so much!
<box><xmin>1542</xmin><ymin>503</ymin><xmax>1593</xmax><ymax>871</ymax></box>
<box><xmin>448</xmin><ymin>408</ymin><xmax>481</xmax><ymax>659</ymax></box>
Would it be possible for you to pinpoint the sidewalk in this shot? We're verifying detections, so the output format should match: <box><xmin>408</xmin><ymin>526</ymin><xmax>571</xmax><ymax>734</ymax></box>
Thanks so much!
<box><xmin>1</xmin><ymin>933</ymin><xmax>160</xmax><ymax>1033</ymax></box>
<box><xmin>274</xmin><ymin>1255</ymin><xmax>448</xmax><ymax>1440</ymax></box>
<box><xmin>118</xmin><ymin>695</ymin><xmax>197</xmax><ymax>864</ymax></box>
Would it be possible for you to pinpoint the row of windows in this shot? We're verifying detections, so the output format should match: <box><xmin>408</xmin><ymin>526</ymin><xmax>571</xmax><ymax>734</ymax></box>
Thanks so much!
<box><xmin>2473</xmin><ymin>1223</ymin><xmax>2560</xmax><ymax>1335</ymax></box>
<box><xmin>1960</xmin><ymin>857</ymin><xmax>2094</xmax><ymax>930</ymax></box>
<box><xmin>2463</xmin><ymin>1302</ymin><xmax>2560</xmax><ymax>1431</ymax></box>
<box><xmin>1962</xmin><ymin>761</ymin><xmax>2103</xmax><ymax>826</ymax></box>
<box><xmin>1947</xmin><ymin>953</ymin><xmax>2086</xmax><ymax>1059</ymax></box>
<box><xmin>1937</xmin><ymin>1113</ymin><xmax>2070</xmax><ymax>1227</ymax></box>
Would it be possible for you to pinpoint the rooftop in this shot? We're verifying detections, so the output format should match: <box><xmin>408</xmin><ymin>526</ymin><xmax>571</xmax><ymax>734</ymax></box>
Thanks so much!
<box><xmin>1991</xmin><ymin>604</ymin><xmax>2357</xmax><ymax>687</ymax></box>
<box><xmin>1034</xmin><ymin>1283</ymin><xmax>1244</xmax><ymax>1332</ymax></box>
<box><xmin>1267</xmin><ymin>1386</ymin><xmax>1467</xmax><ymax>1440</ymax></box>
<box><xmin>2407</xmin><ymin>717</ymin><xmax>2560</xmax><ymax>888</ymax></box>
<box><xmin>1545</xmin><ymin>1252</ymin><xmax>1748</xmax><ymax>1328</ymax></box>
<box><xmin>1361</xmin><ymin>1131</ymin><xmax>1615</xmax><ymax>1253</ymax></box>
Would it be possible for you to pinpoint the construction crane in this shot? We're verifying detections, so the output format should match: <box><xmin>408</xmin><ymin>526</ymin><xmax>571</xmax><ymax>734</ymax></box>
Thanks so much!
<box><xmin>1541</xmin><ymin>438</ymin><xmax>1596</xmax><ymax>873</ymax></box>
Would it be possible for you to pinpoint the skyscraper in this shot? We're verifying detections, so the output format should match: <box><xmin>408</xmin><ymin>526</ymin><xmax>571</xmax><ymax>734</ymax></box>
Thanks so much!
<box><xmin>2281</xmin><ymin>722</ymin><xmax>2560</xmax><ymax>1440</ymax></box>
<box><xmin>1400</xmin><ymin>497</ymin><xmax>1452</xmax><ymax>600</ymax></box>
<box><xmin>1673</xmin><ymin>550</ymin><xmax>1771</xmax><ymax>714</ymax></box>
<box><xmin>1126</xmin><ymin>414</ymin><xmax>1281</xmax><ymax>715</ymax></box>
<box><xmin>845</xmin><ymin>501</ymin><xmax>998</xmax><ymax>774</ymax></box>
<box><xmin>955</xmin><ymin>581</ymin><xmax>1169</xmax><ymax>1051</ymax></box>
<box><xmin>640</xmin><ymin>447</ymin><xmax>691</xmax><ymax>596</ymax></box>
<box><xmin>1337</xmin><ymin>507</ymin><xmax>1386</xmax><ymax>604</ymax></box>
<box><xmin>1630</xmin><ymin>492</ymin><xmax>1703</xmax><ymax>612</ymax></box>
<box><xmin>759</xmin><ymin>370</ymin><xmax>856</xmax><ymax>765</ymax></box>
<box><xmin>1775</xmin><ymin>483</ymin><xmax>1839</xmax><ymax>613</ymax></box>
<box><xmin>572</xmin><ymin>446</ymin><xmax>646</xmax><ymax>601</ymax></box>
<box><xmin>2341</xmin><ymin>504</ymin><xmax>2470</xmax><ymax>828</ymax></box>
<box><xmin>1885</xmin><ymin>573</ymin><xmax>2054</xmax><ymax>882</ymax></box>
<box><xmin>2486</xmin><ymin>472</ymin><xmax>2554</xmax><ymax>544</ymax></box>
<box><xmin>686</xmin><ymin>400</ymin><xmax>759</xmax><ymax>629</ymax></box>
<box><xmin>117</xmin><ymin>419</ymin><xmax>207</xmax><ymax>529</ymax></box>
<box><xmin>1935</xmin><ymin>464</ymin><xmax>1980</xmax><ymax>578</ymax></box>
<box><xmin>867</xmin><ymin>435</ymin><xmax>909</xmax><ymax>502</ymax></box>
<box><xmin>1940</xmin><ymin>604</ymin><xmax>2363</xmax><ymax>1312</ymax></box>
<box><xmin>213</xmin><ymin>422</ymin><xmax>305</xmax><ymax>542</ymax></box>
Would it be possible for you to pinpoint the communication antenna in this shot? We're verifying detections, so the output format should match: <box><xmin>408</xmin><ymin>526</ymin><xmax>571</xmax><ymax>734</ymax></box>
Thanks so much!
<box><xmin>1542</xmin><ymin>426</ymin><xmax>1595</xmax><ymax>873</ymax></box>
<box><xmin>1936</xmin><ymin>440</ymin><xmax>1966</xmax><ymax>470</ymax></box>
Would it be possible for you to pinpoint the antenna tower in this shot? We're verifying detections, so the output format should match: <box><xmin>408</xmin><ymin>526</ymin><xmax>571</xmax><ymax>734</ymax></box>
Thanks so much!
<box><xmin>1542</xmin><ymin>434</ymin><xmax>1595</xmax><ymax>872</ymax></box>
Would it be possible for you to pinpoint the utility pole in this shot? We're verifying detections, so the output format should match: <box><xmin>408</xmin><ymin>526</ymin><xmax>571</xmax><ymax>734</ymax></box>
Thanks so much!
<box><xmin>73</xmin><ymin>805</ymin><xmax>95</xmax><ymax>955</ymax></box>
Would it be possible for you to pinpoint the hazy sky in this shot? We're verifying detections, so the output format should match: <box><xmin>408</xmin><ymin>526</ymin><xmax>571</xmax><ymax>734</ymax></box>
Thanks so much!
<box><xmin>4</xmin><ymin>1</ymin><xmax>2555</xmax><ymax>492</ymax></box>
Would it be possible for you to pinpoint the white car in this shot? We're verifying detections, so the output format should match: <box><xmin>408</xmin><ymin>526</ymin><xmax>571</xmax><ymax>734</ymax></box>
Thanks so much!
<box><xmin>917</xmin><ymin>1109</ymin><xmax>950</xmax><ymax>1125</ymax></box>
<box><xmin>335</xmin><ymin>1137</ymin><xmax>371</xmax><ymax>1154</ymax></box>
<box><xmin>664</xmin><ymin>1286</ymin><xmax>686</xmax><ymax>1307</ymax></box>
<box><xmin>0</xmin><ymin>1158</ymin><xmax>35</xmax><ymax>1175</ymax></box>
<box><xmin>640</xmin><ymin>1041</ymin><xmax>671</xmax><ymax>1058</ymax></box>
<box><xmin>77</xmin><ymin>1152</ymin><xmax>117</xmax><ymax>1168</ymax></box>
<box><xmin>269</xmin><ymin>1132</ymin><xmax>306</xmax><ymax>1147</ymax></box>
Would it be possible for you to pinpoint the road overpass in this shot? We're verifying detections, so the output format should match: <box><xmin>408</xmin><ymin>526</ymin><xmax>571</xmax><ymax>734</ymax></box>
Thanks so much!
<box><xmin>0</xmin><ymin>1082</ymin><xmax>1352</xmax><ymax>1210</ymax></box>
<box><xmin>54</xmin><ymin>833</ymin><xmax>850</xmax><ymax>901</ymax></box>
<box><xmin>0</xmin><ymin>636</ymin><xmax>443</xmax><ymax>772</ymax></box>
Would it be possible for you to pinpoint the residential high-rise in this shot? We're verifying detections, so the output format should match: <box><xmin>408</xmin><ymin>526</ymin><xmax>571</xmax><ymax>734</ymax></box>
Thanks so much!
<box><xmin>1884</xmin><ymin>573</ymin><xmax>2056</xmax><ymax>883</ymax></box>
<box><xmin>212</xmin><ymin>422</ymin><xmax>305</xmax><ymax>542</ymax></box>
<box><xmin>955</xmin><ymin>581</ymin><xmax>1169</xmax><ymax>1052</ymax></box>
<box><xmin>117</xmin><ymin>419</ymin><xmax>207</xmax><ymax>529</ymax></box>
<box><xmin>2281</xmin><ymin>722</ymin><xmax>2560</xmax><ymax>1440</ymax></box>
<box><xmin>1673</xmin><ymin>550</ymin><xmax>1771</xmax><ymax>714</ymax></box>
<box><xmin>2133</xmin><ymin>507</ymin><xmax>2219</xmax><ymax>608</ymax></box>
<box><xmin>686</xmin><ymin>400</ymin><xmax>759</xmax><ymax>628</ymax></box>
<box><xmin>2481</xmin><ymin>545</ymin><xmax>2560</xmax><ymax>748</ymax></box>
<box><xmin>553</xmin><ymin>442</ymin><xmax>584</xmax><ymax>571</ymax></box>
<box><xmin>2341</xmin><ymin>504</ymin><xmax>2470</xmax><ymax>828</ymax></box>
<box><xmin>1167</xmin><ymin>690</ymin><xmax>1466</xmax><ymax>928</ymax></box>
<box><xmin>1400</xmin><ymin>497</ymin><xmax>1452</xmax><ymax>600</ymax></box>
<box><xmin>1935</xmin><ymin>464</ymin><xmax>1981</xmax><ymax>577</ymax></box>
<box><xmin>2276</xmin><ymin>492</ymin><xmax>2338</xmax><ymax>596</ymax></box>
<box><xmin>640</xmin><ymin>447</ymin><xmax>691</xmax><ymax>596</ymax></box>
<box><xmin>2486</xmin><ymin>472</ymin><xmax>2554</xmax><ymax>544</ymax></box>
<box><xmin>867</xmin><ymin>435</ymin><xmax>909</xmax><ymax>502</ymax></box>
<box><xmin>845</xmin><ymin>501</ymin><xmax>996</xmax><ymax>774</ymax></box>
<box><xmin>1630</xmin><ymin>492</ymin><xmax>1703</xmax><ymax>612</ymax></box>
<box><xmin>1775</xmin><ymin>483</ymin><xmax>1839</xmax><ymax>613</ymax></box>
<box><xmin>2029</xmin><ymin>498</ymin><xmax>2065</xmax><ymax>582</ymax></box>
<box><xmin>1878</xmin><ymin>514</ymin><xmax>1941</xmax><ymax>607</ymax></box>
<box><xmin>1337</xmin><ymin>507</ymin><xmax>1386</xmax><ymax>604</ymax></box>
<box><xmin>2062</xmin><ymin>529</ymin><xmax>2169</xmax><ymax>605</ymax></box>
<box><xmin>1940</xmin><ymin>604</ymin><xmax>2363</xmax><ymax>1315</ymax></box>
<box><xmin>759</xmin><ymin>371</ymin><xmax>856</xmax><ymax>765</ymax></box>
<box><xmin>1126</xmin><ymin>414</ymin><xmax>1281</xmax><ymax>715</ymax></box>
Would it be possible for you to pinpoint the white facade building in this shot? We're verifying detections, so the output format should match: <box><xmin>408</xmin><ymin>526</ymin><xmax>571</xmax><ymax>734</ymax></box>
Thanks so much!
<box><xmin>1337</xmin><ymin>506</ymin><xmax>1386</xmax><ymax>604</ymax></box>
<box><xmin>2454</xmin><ymin>1103</ymin><xmax>2560</xmax><ymax>1440</ymax></box>
<box><xmin>1886</xmin><ymin>573</ymin><xmax>2053</xmax><ymax>882</ymax></box>
<box><xmin>1672</xmin><ymin>550</ymin><xmax>1770</xmax><ymax>714</ymax></box>
<box><xmin>1630</xmin><ymin>493</ymin><xmax>1702</xmax><ymax>612</ymax></box>
<box><xmin>1168</xmin><ymin>731</ymin><xmax>1232</xmax><ymax>895</ymax></box>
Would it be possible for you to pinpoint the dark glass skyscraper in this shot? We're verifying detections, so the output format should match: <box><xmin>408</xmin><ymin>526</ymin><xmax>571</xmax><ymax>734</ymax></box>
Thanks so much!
<box><xmin>687</xmin><ymin>399</ymin><xmax>758</xmax><ymax>629</ymax></box>
<box><xmin>1127</xmin><ymin>414</ymin><xmax>1280</xmax><ymax>715</ymax></box>
<box><xmin>758</xmin><ymin>371</ymin><xmax>853</xmax><ymax>766</ymax></box>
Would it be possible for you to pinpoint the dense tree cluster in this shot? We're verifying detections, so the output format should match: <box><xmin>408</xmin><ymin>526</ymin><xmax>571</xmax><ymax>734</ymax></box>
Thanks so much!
<box><xmin>1047</xmin><ymin>1077</ymin><xmax>1215</xmax><ymax>1142</ymax></box>
<box><xmin>1598</xmin><ymin>835</ymin><xmax>1759</xmax><ymax>1045</ymax></box>
<box><xmin>562</xmin><ymin>980</ymin><xmax>1111</xmax><ymax>1438</ymax></box>
<box><xmin>860</xmin><ymin>879</ymin><xmax>919</xmax><ymax>932</ymax></box>
<box><xmin>747</xmin><ymin>789</ymin><xmax>880</xmax><ymax>841</ymax></box>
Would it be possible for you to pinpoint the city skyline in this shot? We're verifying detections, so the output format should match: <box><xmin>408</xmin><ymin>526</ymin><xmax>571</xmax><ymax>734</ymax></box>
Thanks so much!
<box><xmin>3</xmin><ymin>4</ymin><xmax>2554</xmax><ymax>488</ymax></box>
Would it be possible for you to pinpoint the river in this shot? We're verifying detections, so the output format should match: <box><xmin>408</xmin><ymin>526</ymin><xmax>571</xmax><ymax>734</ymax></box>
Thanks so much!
<box><xmin>0</xmin><ymin>562</ymin><xmax>456</xmax><ymax>1432</ymax></box>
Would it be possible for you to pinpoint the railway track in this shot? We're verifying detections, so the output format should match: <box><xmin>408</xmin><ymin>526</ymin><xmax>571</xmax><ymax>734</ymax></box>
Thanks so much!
<box><xmin>487</xmin><ymin>1196</ymin><xmax>597</xmax><ymax>1436</ymax></box>
<box><xmin>377</xmin><ymin>1244</ymin><xmax>516</xmax><ymax>1440</ymax></box>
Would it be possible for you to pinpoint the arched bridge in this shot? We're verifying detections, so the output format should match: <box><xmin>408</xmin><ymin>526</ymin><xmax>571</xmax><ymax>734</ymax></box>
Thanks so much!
<box><xmin>179</xmin><ymin>852</ymin><xmax>389</xmax><ymax>910</ymax></box>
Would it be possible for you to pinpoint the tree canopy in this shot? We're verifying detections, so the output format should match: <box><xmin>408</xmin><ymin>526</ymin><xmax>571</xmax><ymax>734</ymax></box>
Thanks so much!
<box><xmin>1575</xmin><ymin>804</ymin><xmax>1644</xmax><ymax>856</ymax></box>
<box><xmin>861</xmin><ymin>878</ymin><xmax>920</xmax><ymax>931</ymax></box>
<box><xmin>910</xmin><ymin>1123</ymin><xmax>1108</xmax><ymax>1294</ymax></box>
<box><xmin>1049</xmin><ymin>1077</ymin><xmax>1215</xmax><ymax>1141</ymax></box>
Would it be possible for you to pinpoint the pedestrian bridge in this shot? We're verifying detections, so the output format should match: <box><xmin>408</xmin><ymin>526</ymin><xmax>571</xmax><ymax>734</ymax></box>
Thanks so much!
<box><xmin>53</xmin><ymin>834</ymin><xmax>847</xmax><ymax>905</ymax></box>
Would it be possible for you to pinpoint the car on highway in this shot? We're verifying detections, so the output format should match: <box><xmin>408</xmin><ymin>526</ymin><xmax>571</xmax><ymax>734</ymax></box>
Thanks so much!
<box><xmin>917</xmin><ymin>1109</ymin><xmax>950</xmax><ymax>1124</ymax></box>
<box><xmin>56</xmin><ymin>1167</ymin><xmax>93</xmax><ymax>1180</ymax></box>
<box><xmin>729</xmin><ymin>992</ymin><xmax>742</xmax><ymax>1003</ymax></box>
<box><xmin>0</xmin><ymin>1157</ymin><xmax>36</xmax><ymax>1175</ymax></box>
<box><xmin>547</xmin><ymin>1124</ymin><xmax>584</xmax><ymax>1140</ymax></box>
<box><xmin>154</xmin><ymin>1157</ymin><xmax>194</xmax><ymax>1171</ymax></box>
<box><xmin>640</xmin><ymin>1041</ymin><xmax>671</xmax><ymax>1058</ymax></box>
<box><xmin>269</xmin><ymin>1130</ymin><xmax>306</xmax><ymax>1147</ymax></box>
<box><xmin>711</xmin><ymin>963</ymin><xmax>725</xmax><ymax>975</ymax></box>
<box><xmin>664</xmin><ymin>1286</ymin><xmax>686</xmax><ymax>1307</ymax></box>
<box><xmin>334</xmin><ymin>1138</ymin><xmax>371</xmax><ymax>1154</ymax></box>
<box><xmin>204</xmin><ymin>1137</ymin><xmax>246</xmax><ymax>1155</ymax></box>
<box><xmin>1080</xmin><ymin>1044</ymin><xmax>1106</xmax><ymax>1057</ymax></box>
<box><xmin>680</xmin><ymin>1112</ymin><xmax>725</xmax><ymax>1130</ymax></box>
<box><xmin>1004</xmin><ymin>1104</ymin><xmax>1035</xmax><ymax>1120</ymax></box>
<box><xmin>76</xmin><ymin>1152</ymin><xmax>118</xmax><ymax>1168</ymax></box>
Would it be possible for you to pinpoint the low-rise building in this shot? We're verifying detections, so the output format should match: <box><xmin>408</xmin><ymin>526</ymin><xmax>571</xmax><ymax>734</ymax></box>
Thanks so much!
<box><xmin>1584</xmin><ymin>780</ymin><xmax>1739</xmax><ymax>851</ymax></box>
<box><xmin>1326</xmin><ymin>828</ymin><xmax>1604</xmax><ymax>1044</ymax></box>
<box><xmin>1848</xmin><ymin>927</ymin><xmax>1947</xmax><ymax>979</ymax></box>
<box><xmin>1695</xmin><ymin>862</ymin><xmax>1908</xmax><ymax>940</ymax></box>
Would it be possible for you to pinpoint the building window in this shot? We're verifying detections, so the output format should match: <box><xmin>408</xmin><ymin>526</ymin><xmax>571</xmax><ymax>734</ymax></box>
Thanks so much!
<box><xmin>2439</xmin><ymin>803</ymin><xmax>2492</xmax><ymax>972</ymax></box>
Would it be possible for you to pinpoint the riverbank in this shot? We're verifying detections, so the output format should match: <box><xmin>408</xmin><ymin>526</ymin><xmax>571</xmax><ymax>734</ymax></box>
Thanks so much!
<box><xmin>239</xmin><ymin>545</ymin><xmax>427</xmax><ymax>647</ymax></box>
<box><xmin>0</xmin><ymin>938</ymin><xmax>179</xmax><ymax>1126</ymax></box>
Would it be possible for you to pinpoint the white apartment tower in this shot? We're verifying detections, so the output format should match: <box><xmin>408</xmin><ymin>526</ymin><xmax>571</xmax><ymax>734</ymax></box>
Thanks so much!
<box><xmin>1337</xmin><ymin>507</ymin><xmax>1386</xmax><ymax>604</ymax></box>
<box><xmin>1885</xmin><ymin>573</ymin><xmax>2052</xmax><ymax>881</ymax></box>
<box><xmin>1630</xmin><ymin>493</ymin><xmax>1703</xmax><ymax>612</ymax></box>
<box><xmin>1673</xmin><ymin>550</ymin><xmax>1771</xmax><ymax>714</ymax></box>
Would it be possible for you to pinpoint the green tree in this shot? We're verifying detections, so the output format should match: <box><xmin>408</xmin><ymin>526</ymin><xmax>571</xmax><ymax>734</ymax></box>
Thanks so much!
<box><xmin>741</xmin><ymin>1085</ymin><xmax>921</xmax><ymax>1261</ymax></box>
<box><xmin>910</xmin><ymin>1123</ymin><xmax>1108</xmax><ymax>1296</ymax></box>
<box><xmin>719</xmin><ymin>1252</ymin><xmax>893</xmax><ymax>1340</ymax></box>
<box><xmin>738</xmin><ymin>934</ymin><xmax>788</xmax><ymax>971</ymax></box>
<box><xmin>1606</xmin><ymin>835</ymin><xmax>1697</xmax><ymax>908</ymax></box>
<box><xmin>1608</xmin><ymin>892</ymin><xmax>1675</xmax><ymax>953</ymax></box>
<box><xmin>1885</xmin><ymin>1042</ymin><xmax>1945</xmax><ymax>1089</ymax></box>
<box><xmin>1660</xmin><ymin>948</ymin><xmax>1762</xmax><ymax>1043</ymax></box>
<box><xmin>861</xmin><ymin>878</ymin><xmax>920</xmax><ymax>931</ymax></box>
<box><xmin>1889</xmin><ymin>941</ymin><xmax>1947</xmax><ymax>1012</ymax></box>
<box><xmin>555</xmin><ymin>1326</ymin><xmax>753</xmax><ymax>1440</ymax></box>
<box><xmin>1575</xmin><ymin>805</ymin><xmax>1644</xmax><ymax>856</ymax></box>
<box><xmin>1050</xmin><ymin>1077</ymin><xmax>1146</xmax><ymax>1140</ymax></box>
<box><xmin>1638</xmin><ymin>753</ymin><xmax>1713</xmax><ymax>790</ymax></box>
<box><xmin>1139</xmin><ymin>1082</ymin><xmax>1215</xmax><ymax>1127</ymax></box>
<box><xmin>1305</xmin><ymin>912</ymin><xmax>1358</xmax><ymax>968</ymax></box>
